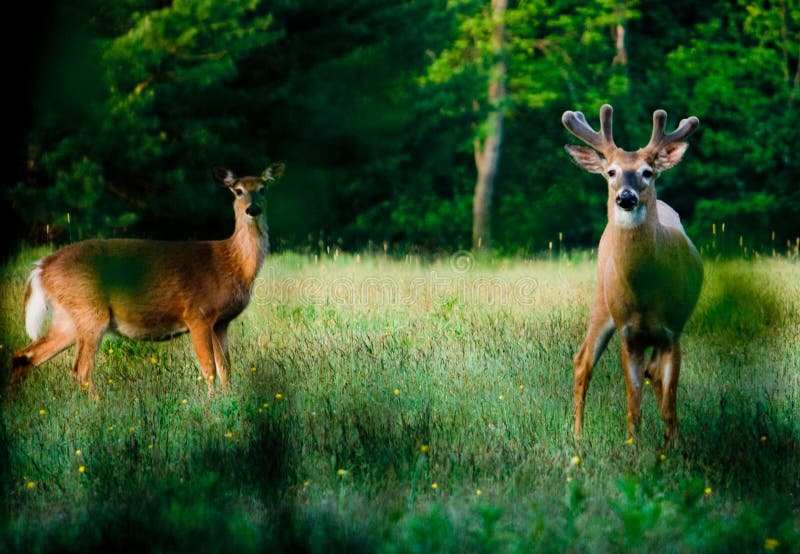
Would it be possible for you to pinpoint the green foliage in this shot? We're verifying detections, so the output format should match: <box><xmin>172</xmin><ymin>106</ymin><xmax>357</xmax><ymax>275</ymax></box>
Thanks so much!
<box><xmin>9</xmin><ymin>0</ymin><xmax>800</xmax><ymax>251</ymax></box>
<box><xmin>1</xmin><ymin>252</ymin><xmax>799</xmax><ymax>551</ymax></box>
<box><xmin>661</xmin><ymin>4</ymin><xmax>800</xmax><ymax>242</ymax></box>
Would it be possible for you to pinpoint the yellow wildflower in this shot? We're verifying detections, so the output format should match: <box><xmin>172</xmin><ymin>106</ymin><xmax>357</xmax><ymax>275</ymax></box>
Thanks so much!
<box><xmin>625</xmin><ymin>437</ymin><xmax>634</xmax><ymax>445</ymax></box>
<box><xmin>475</xmin><ymin>489</ymin><xmax>482</xmax><ymax>496</ymax></box>
<box><xmin>38</xmin><ymin>409</ymin><xmax>46</xmax><ymax>415</ymax></box>
<box><xmin>275</xmin><ymin>393</ymin><xmax>284</xmax><ymax>400</ymax></box>
<box><xmin>108</xmin><ymin>348</ymin><xmax>114</xmax><ymax>354</ymax></box>
<box><xmin>659</xmin><ymin>453</ymin><xmax>667</xmax><ymax>461</ymax></box>
<box><xmin>760</xmin><ymin>435</ymin><xmax>767</xmax><ymax>442</ymax></box>
<box><xmin>704</xmin><ymin>486</ymin><xmax>712</xmax><ymax>495</ymax></box>
<box><xmin>420</xmin><ymin>445</ymin><xmax>430</xmax><ymax>453</ymax></box>
<box><xmin>150</xmin><ymin>356</ymin><xmax>158</xmax><ymax>364</ymax></box>
<box><xmin>182</xmin><ymin>399</ymin><xmax>188</xmax><ymax>405</ymax></box>
<box><xmin>75</xmin><ymin>449</ymin><xmax>82</xmax><ymax>456</ymax></box>
<box><xmin>225</xmin><ymin>431</ymin><xmax>233</xmax><ymax>438</ymax></box>
<box><xmin>431</xmin><ymin>482</ymin><xmax>438</xmax><ymax>490</ymax></box>
<box><xmin>336</xmin><ymin>469</ymin><xmax>347</xmax><ymax>477</ymax></box>
<box><xmin>571</xmin><ymin>455</ymin><xmax>580</xmax><ymax>466</ymax></box>
<box><xmin>393</xmin><ymin>388</ymin><xmax>400</xmax><ymax>396</ymax></box>
<box><xmin>25</xmin><ymin>481</ymin><xmax>35</xmax><ymax>490</ymax></box>
<box><xmin>78</xmin><ymin>466</ymin><xmax>85</xmax><ymax>474</ymax></box>
<box><xmin>764</xmin><ymin>538</ymin><xmax>780</xmax><ymax>550</ymax></box>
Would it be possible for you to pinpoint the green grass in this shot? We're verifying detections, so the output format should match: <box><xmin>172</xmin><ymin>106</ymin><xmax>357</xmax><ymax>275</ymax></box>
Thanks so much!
<box><xmin>1</xmin><ymin>249</ymin><xmax>798</xmax><ymax>552</ymax></box>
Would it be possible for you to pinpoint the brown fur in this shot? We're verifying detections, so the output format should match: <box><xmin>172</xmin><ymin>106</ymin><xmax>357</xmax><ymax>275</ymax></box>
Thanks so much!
<box><xmin>563</xmin><ymin>106</ymin><xmax>702</xmax><ymax>442</ymax></box>
<box><xmin>11</xmin><ymin>165</ymin><xmax>282</xmax><ymax>394</ymax></box>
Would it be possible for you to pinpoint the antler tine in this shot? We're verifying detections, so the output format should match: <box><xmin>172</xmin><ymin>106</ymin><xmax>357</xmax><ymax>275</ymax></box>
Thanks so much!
<box><xmin>647</xmin><ymin>109</ymin><xmax>667</xmax><ymax>149</ymax></box>
<box><xmin>644</xmin><ymin>109</ymin><xmax>700</xmax><ymax>152</ymax></box>
<box><xmin>598</xmin><ymin>104</ymin><xmax>614</xmax><ymax>147</ymax></box>
<box><xmin>562</xmin><ymin>104</ymin><xmax>617</xmax><ymax>155</ymax></box>
<box><xmin>561</xmin><ymin>111</ymin><xmax>599</xmax><ymax>147</ymax></box>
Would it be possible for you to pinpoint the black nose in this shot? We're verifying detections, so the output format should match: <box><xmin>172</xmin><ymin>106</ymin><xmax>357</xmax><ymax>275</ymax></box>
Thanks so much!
<box><xmin>616</xmin><ymin>189</ymin><xmax>638</xmax><ymax>211</ymax></box>
<box><xmin>245</xmin><ymin>204</ymin><xmax>262</xmax><ymax>217</ymax></box>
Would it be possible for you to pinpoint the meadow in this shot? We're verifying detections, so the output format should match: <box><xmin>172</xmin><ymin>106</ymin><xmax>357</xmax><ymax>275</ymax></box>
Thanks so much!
<box><xmin>0</xmin><ymin>248</ymin><xmax>798</xmax><ymax>552</ymax></box>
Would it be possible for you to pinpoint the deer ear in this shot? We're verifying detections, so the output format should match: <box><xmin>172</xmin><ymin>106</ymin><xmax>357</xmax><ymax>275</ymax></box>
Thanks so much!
<box><xmin>653</xmin><ymin>142</ymin><xmax>689</xmax><ymax>172</ymax></box>
<box><xmin>564</xmin><ymin>145</ymin><xmax>605</xmax><ymax>174</ymax></box>
<box><xmin>212</xmin><ymin>167</ymin><xmax>236</xmax><ymax>187</ymax></box>
<box><xmin>261</xmin><ymin>162</ymin><xmax>285</xmax><ymax>183</ymax></box>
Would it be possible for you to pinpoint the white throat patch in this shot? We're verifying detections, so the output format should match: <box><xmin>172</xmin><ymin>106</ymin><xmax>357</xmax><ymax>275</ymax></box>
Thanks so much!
<box><xmin>614</xmin><ymin>204</ymin><xmax>647</xmax><ymax>229</ymax></box>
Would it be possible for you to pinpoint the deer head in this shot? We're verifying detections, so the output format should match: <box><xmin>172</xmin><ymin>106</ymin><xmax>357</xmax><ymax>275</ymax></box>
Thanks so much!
<box><xmin>213</xmin><ymin>162</ymin><xmax>285</xmax><ymax>221</ymax></box>
<box><xmin>562</xmin><ymin>105</ymin><xmax>699</xmax><ymax>228</ymax></box>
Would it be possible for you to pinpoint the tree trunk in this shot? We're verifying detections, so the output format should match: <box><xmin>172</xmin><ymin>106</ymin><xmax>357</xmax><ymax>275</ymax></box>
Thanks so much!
<box><xmin>472</xmin><ymin>0</ymin><xmax>506</xmax><ymax>252</ymax></box>
<box><xmin>612</xmin><ymin>23</ymin><xmax>628</xmax><ymax>66</ymax></box>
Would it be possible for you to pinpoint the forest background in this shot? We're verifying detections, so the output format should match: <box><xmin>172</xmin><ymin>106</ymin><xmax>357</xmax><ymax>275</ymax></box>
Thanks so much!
<box><xmin>5</xmin><ymin>0</ymin><xmax>799</xmax><ymax>256</ymax></box>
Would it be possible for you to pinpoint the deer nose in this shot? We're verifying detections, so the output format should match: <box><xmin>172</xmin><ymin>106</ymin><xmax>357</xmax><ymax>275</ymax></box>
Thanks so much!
<box><xmin>616</xmin><ymin>189</ymin><xmax>638</xmax><ymax>211</ymax></box>
<box><xmin>245</xmin><ymin>204</ymin><xmax>262</xmax><ymax>217</ymax></box>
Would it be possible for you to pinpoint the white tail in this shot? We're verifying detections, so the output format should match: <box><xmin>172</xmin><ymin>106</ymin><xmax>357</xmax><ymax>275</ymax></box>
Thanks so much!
<box><xmin>24</xmin><ymin>263</ymin><xmax>50</xmax><ymax>340</ymax></box>
<box><xmin>562</xmin><ymin>105</ymin><xmax>703</xmax><ymax>442</ymax></box>
<box><xmin>12</xmin><ymin>163</ymin><xmax>285</xmax><ymax>394</ymax></box>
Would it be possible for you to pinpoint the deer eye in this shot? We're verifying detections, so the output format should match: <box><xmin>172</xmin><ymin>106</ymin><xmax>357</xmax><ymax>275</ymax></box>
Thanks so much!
<box><xmin>607</xmin><ymin>169</ymin><xmax>616</xmax><ymax>178</ymax></box>
<box><xmin>235</xmin><ymin>188</ymin><xmax>244</xmax><ymax>197</ymax></box>
<box><xmin>642</xmin><ymin>169</ymin><xmax>654</xmax><ymax>179</ymax></box>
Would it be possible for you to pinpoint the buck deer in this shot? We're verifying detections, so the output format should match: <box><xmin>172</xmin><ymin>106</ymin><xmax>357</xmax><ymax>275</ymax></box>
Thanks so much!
<box><xmin>11</xmin><ymin>163</ymin><xmax>284</xmax><ymax>394</ymax></box>
<box><xmin>562</xmin><ymin>104</ymin><xmax>703</xmax><ymax>442</ymax></box>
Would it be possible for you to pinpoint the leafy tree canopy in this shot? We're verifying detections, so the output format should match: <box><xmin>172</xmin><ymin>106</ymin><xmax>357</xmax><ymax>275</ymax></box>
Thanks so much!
<box><xmin>9</xmin><ymin>0</ymin><xmax>800</xmax><ymax>254</ymax></box>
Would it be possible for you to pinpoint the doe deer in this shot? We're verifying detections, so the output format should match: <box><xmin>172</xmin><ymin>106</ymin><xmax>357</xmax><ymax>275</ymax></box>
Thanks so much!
<box><xmin>562</xmin><ymin>104</ymin><xmax>703</xmax><ymax>442</ymax></box>
<box><xmin>11</xmin><ymin>163</ymin><xmax>284</xmax><ymax>394</ymax></box>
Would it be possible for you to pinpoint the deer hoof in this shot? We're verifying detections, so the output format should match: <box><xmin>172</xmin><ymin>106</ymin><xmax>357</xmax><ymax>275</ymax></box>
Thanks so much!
<box><xmin>10</xmin><ymin>353</ymin><xmax>32</xmax><ymax>383</ymax></box>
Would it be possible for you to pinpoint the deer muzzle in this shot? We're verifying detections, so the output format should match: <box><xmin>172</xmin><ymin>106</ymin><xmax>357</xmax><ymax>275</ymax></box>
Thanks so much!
<box><xmin>615</xmin><ymin>189</ymin><xmax>639</xmax><ymax>211</ymax></box>
<box><xmin>245</xmin><ymin>204</ymin><xmax>262</xmax><ymax>217</ymax></box>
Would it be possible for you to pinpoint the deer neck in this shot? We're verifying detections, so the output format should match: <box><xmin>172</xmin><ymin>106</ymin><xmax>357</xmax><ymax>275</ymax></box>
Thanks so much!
<box><xmin>607</xmin><ymin>194</ymin><xmax>660</xmax><ymax>277</ymax></box>
<box><xmin>226</xmin><ymin>215</ymin><xmax>269</xmax><ymax>287</ymax></box>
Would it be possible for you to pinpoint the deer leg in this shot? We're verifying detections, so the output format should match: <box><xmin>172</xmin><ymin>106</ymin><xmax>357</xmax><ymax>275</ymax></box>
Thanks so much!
<box><xmin>645</xmin><ymin>348</ymin><xmax>664</xmax><ymax>409</ymax></box>
<box><xmin>573</xmin><ymin>306</ymin><xmax>615</xmax><ymax>437</ymax></box>
<box><xmin>11</xmin><ymin>309</ymin><xmax>77</xmax><ymax>384</ymax></box>
<box><xmin>71</xmin><ymin>326</ymin><xmax>105</xmax><ymax>393</ymax></box>
<box><xmin>659</xmin><ymin>338</ymin><xmax>681</xmax><ymax>443</ymax></box>
<box><xmin>69</xmin><ymin>306</ymin><xmax>110</xmax><ymax>393</ymax></box>
<box><xmin>621</xmin><ymin>338</ymin><xmax>646</xmax><ymax>436</ymax></box>
<box><xmin>189</xmin><ymin>322</ymin><xmax>217</xmax><ymax>396</ymax></box>
<box><xmin>212</xmin><ymin>321</ymin><xmax>231</xmax><ymax>391</ymax></box>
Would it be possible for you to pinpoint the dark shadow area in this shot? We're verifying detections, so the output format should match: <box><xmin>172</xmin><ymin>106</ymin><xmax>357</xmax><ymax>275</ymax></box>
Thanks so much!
<box><xmin>0</xmin><ymin>350</ymin><xmax>391</xmax><ymax>553</ymax></box>
<box><xmin>2</xmin><ymin>2</ymin><xmax>54</xmax><ymax>263</ymax></box>
<box><xmin>0</xmin><ymin>419</ymin><xmax>9</xmax><ymax>527</ymax></box>
<box><xmin>679</xmin><ymin>394</ymin><xmax>800</xmax><ymax>499</ymax></box>
<box><xmin>691</xmin><ymin>263</ymin><xmax>789</xmax><ymax>340</ymax></box>
<box><xmin>2</xmin><ymin>0</ymin><xmax>53</xmax><ymax>517</ymax></box>
<box><xmin>678</xmin><ymin>263</ymin><xmax>799</xmax><ymax>499</ymax></box>
<box><xmin>248</xmin><ymin>338</ymin><xmax>438</xmax><ymax>483</ymax></box>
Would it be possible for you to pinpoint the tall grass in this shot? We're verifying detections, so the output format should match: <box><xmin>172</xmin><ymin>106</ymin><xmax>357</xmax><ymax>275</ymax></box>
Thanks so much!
<box><xmin>1</xmin><ymin>250</ymin><xmax>798</xmax><ymax>552</ymax></box>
